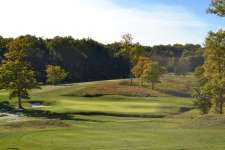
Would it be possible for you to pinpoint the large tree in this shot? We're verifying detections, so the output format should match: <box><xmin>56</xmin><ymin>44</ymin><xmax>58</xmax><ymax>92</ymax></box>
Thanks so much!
<box><xmin>195</xmin><ymin>30</ymin><xmax>225</xmax><ymax>114</ymax></box>
<box><xmin>0</xmin><ymin>47</ymin><xmax>39</xmax><ymax>109</ymax></box>
<box><xmin>208</xmin><ymin>0</ymin><xmax>225</xmax><ymax>17</ymax></box>
<box><xmin>204</xmin><ymin>30</ymin><xmax>225</xmax><ymax>114</ymax></box>
<box><xmin>7</xmin><ymin>35</ymin><xmax>50</xmax><ymax>82</ymax></box>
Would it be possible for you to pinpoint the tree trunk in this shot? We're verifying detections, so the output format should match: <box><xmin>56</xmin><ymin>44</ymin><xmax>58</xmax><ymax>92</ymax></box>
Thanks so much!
<box><xmin>140</xmin><ymin>78</ymin><xmax>143</xmax><ymax>87</ymax></box>
<box><xmin>130</xmin><ymin>72</ymin><xmax>133</xmax><ymax>86</ymax></box>
<box><xmin>219</xmin><ymin>101</ymin><xmax>223</xmax><ymax>114</ymax></box>
<box><xmin>218</xmin><ymin>95</ymin><xmax>223</xmax><ymax>114</ymax></box>
<box><xmin>18</xmin><ymin>96</ymin><xmax>23</xmax><ymax>110</ymax></box>
<box><xmin>151</xmin><ymin>82</ymin><xmax>154</xmax><ymax>90</ymax></box>
<box><xmin>216</xmin><ymin>93</ymin><xmax>224</xmax><ymax>114</ymax></box>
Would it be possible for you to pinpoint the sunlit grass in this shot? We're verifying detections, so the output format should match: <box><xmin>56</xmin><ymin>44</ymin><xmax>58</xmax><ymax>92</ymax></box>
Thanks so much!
<box><xmin>1</xmin><ymin>75</ymin><xmax>225</xmax><ymax>150</ymax></box>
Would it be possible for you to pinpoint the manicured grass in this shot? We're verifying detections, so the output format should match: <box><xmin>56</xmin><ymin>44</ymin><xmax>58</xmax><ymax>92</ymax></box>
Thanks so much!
<box><xmin>1</xmin><ymin>117</ymin><xmax>225</xmax><ymax>150</ymax></box>
<box><xmin>1</xmin><ymin>75</ymin><xmax>225</xmax><ymax>150</ymax></box>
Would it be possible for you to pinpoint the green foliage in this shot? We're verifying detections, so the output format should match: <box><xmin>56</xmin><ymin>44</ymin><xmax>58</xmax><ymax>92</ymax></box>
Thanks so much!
<box><xmin>193</xmin><ymin>89</ymin><xmax>212</xmax><ymax>114</ymax></box>
<box><xmin>0</xmin><ymin>35</ymin><xmax>204</xmax><ymax>83</ymax></box>
<box><xmin>47</xmin><ymin>37</ymin><xmax>129</xmax><ymax>82</ymax></box>
<box><xmin>204</xmin><ymin>30</ymin><xmax>225</xmax><ymax>114</ymax></box>
<box><xmin>120</xmin><ymin>34</ymin><xmax>144</xmax><ymax>66</ymax></box>
<box><xmin>0</xmin><ymin>46</ymin><xmax>38</xmax><ymax>109</ymax></box>
<box><xmin>193</xmin><ymin>67</ymin><xmax>212</xmax><ymax>114</ymax></box>
<box><xmin>6</xmin><ymin>35</ymin><xmax>50</xmax><ymax>82</ymax></box>
<box><xmin>148</xmin><ymin>44</ymin><xmax>203</xmax><ymax>73</ymax></box>
<box><xmin>47</xmin><ymin>65</ymin><xmax>67</xmax><ymax>85</ymax></box>
<box><xmin>194</xmin><ymin>2</ymin><xmax>225</xmax><ymax>114</ymax></box>
<box><xmin>119</xmin><ymin>34</ymin><xmax>145</xmax><ymax>85</ymax></box>
<box><xmin>142</xmin><ymin>61</ymin><xmax>167</xmax><ymax>89</ymax></box>
<box><xmin>175</xmin><ymin>57</ymin><xmax>191</xmax><ymax>75</ymax></box>
<box><xmin>208</xmin><ymin>0</ymin><xmax>225</xmax><ymax>17</ymax></box>
<box><xmin>194</xmin><ymin>30</ymin><xmax>225</xmax><ymax>114</ymax></box>
<box><xmin>0</xmin><ymin>36</ymin><xmax>12</xmax><ymax>53</ymax></box>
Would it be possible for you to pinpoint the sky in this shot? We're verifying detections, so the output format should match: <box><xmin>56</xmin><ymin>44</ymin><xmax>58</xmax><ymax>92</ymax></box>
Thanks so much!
<box><xmin>0</xmin><ymin>0</ymin><xmax>224</xmax><ymax>46</ymax></box>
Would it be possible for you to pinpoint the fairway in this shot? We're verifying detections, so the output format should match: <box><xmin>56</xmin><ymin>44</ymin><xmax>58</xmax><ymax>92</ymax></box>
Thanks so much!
<box><xmin>0</xmin><ymin>77</ymin><xmax>225</xmax><ymax>150</ymax></box>
<box><xmin>0</xmin><ymin>0</ymin><xmax>224</xmax><ymax>149</ymax></box>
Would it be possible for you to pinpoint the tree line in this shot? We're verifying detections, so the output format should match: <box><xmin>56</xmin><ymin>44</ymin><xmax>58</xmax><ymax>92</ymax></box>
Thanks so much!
<box><xmin>0</xmin><ymin>35</ymin><xmax>203</xmax><ymax>83</ymax></box>
<box><xmin>0</xmin><ymin>36</ymin><xmax>130</xmax><ymax>83</ymax></box>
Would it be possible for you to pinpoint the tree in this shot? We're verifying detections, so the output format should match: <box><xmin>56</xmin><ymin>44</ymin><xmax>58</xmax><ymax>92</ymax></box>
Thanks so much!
<box><xmin>193</xmin><ymin>1</ymin><xmax>224</xmax><ymax>114</ymax></box>
<box><xmin>132</xmin><ymin>56</ymin><xmax>152</xmax><ymax>86</ymax></box>
<box><xmin>121</xmin><ymin>34</ymin><xmax>133</xmax><ymax>46</ymax></box>
<box><xmin>5</xmin><ymin>35</ymin><xmax>50</xmax><ymax>82</ymax></box>
<box><xmin>120</xmin><ymin>34</ymin><xmax>144</xmax><ymax>85</ymax></box>
<box><xmin>208</xmin><ymin>0</ymin><xmax>225</xmax><ymax>17</ymax></box>
<box><xmin>193</xmin><ymin>88</ymin><xmax>212</xmax><ymax>114</ymax></box>
<box><xmin>142</xmin><ymin>61</ymin><xmax>166</xmax><ymax>89</ymax></box>
<box><xmin>148</xmin><ymin>44</ymin><xmax>203</xmax><ymax>74</ymax></box>
<box><xmin>193</xmin><ymin>67</ymin><xmax>212</xmax><ymax>114</ymax></box>
<box><xmin>0</xmin><ymin>48</ymin><xmax>38</xmax><ymax>109</ymax></box>
<box><xmin>120</xmin><ymin>34</ymin><xmax>134</xmax><ymax>85</ymax></box>
<box><xmin>203</xmin><ymin>30</ymin><xmax>225</xmax><ymax>114</ymax></box>
<box><xmin>175</xmin><ymin>57</ymin><xmax>191</xmax><ymax>75</ymax></box>
<box><xmin>46</xmin><ymin>65</ymin><xmax>67</xmax><ymax>85</ymax></box>
<box><xmin>195</xmin><ymin>30</ymin><xmax>225</xmax><ymax>114</ymax></box>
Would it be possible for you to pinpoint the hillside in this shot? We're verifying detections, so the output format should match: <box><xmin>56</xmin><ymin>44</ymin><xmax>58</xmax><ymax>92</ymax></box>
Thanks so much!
<box><xmin>0</xmin><ymin>74</ymin><xmax>225</xmax><ymax>150</ymax></box>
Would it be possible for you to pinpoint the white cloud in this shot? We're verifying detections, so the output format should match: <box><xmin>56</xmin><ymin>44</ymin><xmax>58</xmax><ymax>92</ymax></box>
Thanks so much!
<box><xmin>0</xmin><ymin>0</ymin><xmax>209</xmax><ymax>45</ymax></box>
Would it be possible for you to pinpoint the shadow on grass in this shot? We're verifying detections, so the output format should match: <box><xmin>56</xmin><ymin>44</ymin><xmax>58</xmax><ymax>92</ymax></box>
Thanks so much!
<box><xmin>0</xmin><ymin>101</ymin><xmax>174</xmax><ymax>122</ymax></box>
<box><xmin>0</xmin><ymin>101</ymin><xmax>15</xmax><ymax>112</ymax></box>
<box><xmin>0</xmin><ymin>101</ymin><xmax>102</xmax><ymax>122</ymax></box>
<box><xmin>179</xmin><ymin>107</ymin><xmax>194</xmax><ymax>113</ymax></box>
<box><xmin>22</xmin><ymin>110</ymin><xmax>165</xmax><ymax>121</ymax></box>
<box><xmin>23</xmin><ymin>110</ymin><xmax>107</xmax><ymax>122</ymax></box>
<box><xmin>157</xmin><ymin>89</ymin><xmax>191</xmax><ymax>97</ymax></box>
<box><xmin>72</xmin><ymin>111</ymin><xmax>165</xmax><ymax>118</ymax></box>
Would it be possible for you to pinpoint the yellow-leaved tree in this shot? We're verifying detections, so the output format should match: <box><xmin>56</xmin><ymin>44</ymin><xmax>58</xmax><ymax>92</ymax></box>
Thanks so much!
<box><xmin>132</xmin><ymin>56</ymin><xmax>152</xmax><ymax>86</ymax></box>
<box><xmin>142</xmin><ymin>61</ymin><xmax>167</xmax><ymax>90</ymax></box>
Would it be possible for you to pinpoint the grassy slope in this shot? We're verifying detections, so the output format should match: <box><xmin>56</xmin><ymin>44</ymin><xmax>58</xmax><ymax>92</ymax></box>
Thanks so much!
<box><xmin>0</xmin><ymin>74</ymin><xmax>225</xmax><ymax>150</ymax></box>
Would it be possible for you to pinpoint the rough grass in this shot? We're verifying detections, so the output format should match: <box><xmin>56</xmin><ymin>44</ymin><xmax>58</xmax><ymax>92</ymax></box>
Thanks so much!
<box><xmin>62</xmin><ymin>74</ymin><xmax>195</xmax><ymax>98</ymax></box>
<box><xmin>4</xmin><ymin>119</ymin><xmax>71</xmax><ymax>129</ymax></box>
<box><xmin>158</xmin><ymin>74</ymin><xmax>196</xmax><ymax>97</ymax></box>
<box><xmin>182</xmin><ymin>114</ymin><xmax>225</xmax><ymax>129</ymax></box>
<box><xmin>64</xmin><ymin>80</ymin><xmax>157</xmax><ymax>97</ymax></box>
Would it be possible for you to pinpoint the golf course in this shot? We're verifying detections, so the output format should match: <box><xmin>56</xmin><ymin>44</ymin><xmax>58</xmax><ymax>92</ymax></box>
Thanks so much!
<box><xmin>0</xmin><ymin>0</ymin><xmax>224</xmax><ymax>149</ymax></box>
<box><xmin>0</xmin><ymin>74</ymin><xmax>225</xmax><ymax>150</ymax></box>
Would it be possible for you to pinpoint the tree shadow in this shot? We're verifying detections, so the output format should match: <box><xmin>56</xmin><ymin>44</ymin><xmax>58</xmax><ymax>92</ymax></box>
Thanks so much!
<box><xmin>0</xmin><ymin>101</ymin><xmax>166</xmax><ymax>123</ymax></box>
<box><xmin>0</xmin><ymin>101</ymin><xmax>105</xmax><ymax>122</ymax></box>
<box><xmin>23</xmin><ymin>109</ymin><xmax>74</xmax><ymax>120</ymax></box>
<box><xmin>157</xmin><ymin>89</ymin><xmax>191</xmax><ymax>97</ymax></box>
<box><xmin>0</xmin><ymin>101</ymin><xmax>15</xmax><ymax>112</ymax></box>
<box><xmin>22</xmin><ymin>110</ymin><xmax>165</xmax><ymax>122</ymax></box>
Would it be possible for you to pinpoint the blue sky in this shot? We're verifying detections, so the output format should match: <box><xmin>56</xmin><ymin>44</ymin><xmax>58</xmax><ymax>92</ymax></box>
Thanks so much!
<box><xmin>0</xmin><ymin>0</ymin><xmax>224</xmax><ymax>46</ymax></box>
<box><xmin>114</xmin><ymin>0</ymin><xmax>224</xmax><ymax>31</ymax></box>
